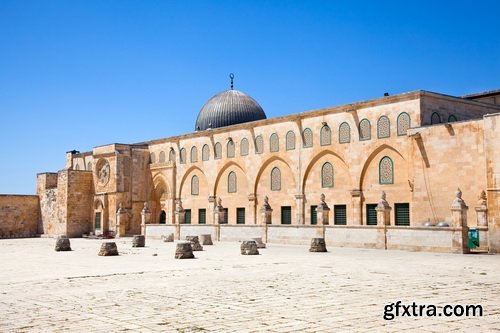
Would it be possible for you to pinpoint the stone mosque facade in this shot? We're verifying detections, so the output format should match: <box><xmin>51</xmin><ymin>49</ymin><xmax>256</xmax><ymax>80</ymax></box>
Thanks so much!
<box><xmin>2</xmin><ymin>82</ymin><xmax>500</xmax><ymax>253</ymax></box>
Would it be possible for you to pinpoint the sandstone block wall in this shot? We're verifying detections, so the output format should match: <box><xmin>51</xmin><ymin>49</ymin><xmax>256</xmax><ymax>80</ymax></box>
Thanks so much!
<box><xmin>0</xmin><ymin>195</ymin><xmax>39</xmax><ymax>237</ymax></box>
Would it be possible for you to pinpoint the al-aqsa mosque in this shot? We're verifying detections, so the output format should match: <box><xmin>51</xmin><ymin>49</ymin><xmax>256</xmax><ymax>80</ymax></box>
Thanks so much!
<box><xmin>2</xmin><ymin>76</ymin><xmax>500</xmax><ymax>253</ymax></box>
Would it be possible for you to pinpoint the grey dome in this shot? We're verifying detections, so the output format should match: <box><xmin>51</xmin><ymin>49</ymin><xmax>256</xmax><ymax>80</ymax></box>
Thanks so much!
<box><xmin>195</xmin><ymin>89</ymin><xmax>266</xmax><ymax>131</ymax></box>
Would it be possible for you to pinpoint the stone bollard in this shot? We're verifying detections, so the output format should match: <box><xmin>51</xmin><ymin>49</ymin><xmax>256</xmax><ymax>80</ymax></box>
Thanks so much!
<box><xmin>199</xmin><ymin>234</ymin><xmax>213</xmax><ymax>245</ymax></box>
<box><xmin>309</xmin><ymin>238</ymin><xmax>327</xmax><ymax>252</ymax></box>
<box><xmin>55</xmin><ymin>236</ymin><xmax>71</xmax><ymax>252</ymax></box>
<box><xmin>240</xmin><ymin>240</ymin><xmax>259</xmax><ymax>255</ymax></box>
<box><xmin>132</xmin><ymin>235</ymin><xmax>145</xmax><ymax>248</ymax></box>
<box><xmin>252</xmin><ymin>237</ymin><xmax>266</xmax><ymax>249</ymax></box>
<box><xmin>98</xmin><ymin>242</ymin><xmax>119</xmax><ymax>256</ymax></box>
<box><xmin>185</xmin><ymin>236</ymin><xmax>203</xmax><ymax>251</ymax></box>
<box><xmin>175</xmin><ymin>242</ymin><xmax>195</xmax><ymax>259</ymax></box>
<box><xmin>161</xmin><ymin>234</ymin><xmax>174</xmax><ymax>242</ymax></box>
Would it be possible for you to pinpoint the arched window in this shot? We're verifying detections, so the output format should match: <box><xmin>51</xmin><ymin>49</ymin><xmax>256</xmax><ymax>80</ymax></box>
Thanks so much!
<box><xmin>159</xmin><ymin>151</ymin><xmax>166</xmax><ymax>163</ymax></box>
<box><xmin>377</xmin><ymin>116</ymin><xmax>390</xmax><ymax>138</ymax></box>
<box><xmin>227</xmin><ymin>140</ymin><xmax>235</xmax><ymax>158</ymax></box>
<box><xmin>179</xmin><ymin>148</ymin><xmax>186</xmax><ymax>164</ymax></box>
<box><xmin>379</xmin><ymin>156</ymin><xmax>394</xmax><ymax>184</ymax></box>
<box><xmin>74</xmin><ymin>163</ymin><xmax>80</xmax><ymax>170</ymax></box>
<box><xmin>202</xmin><ymin>144</ymin><xmax>210</xmax><ymax>161</ymax></box>
<box><xmin>240</xmin><ymin>138</ymin><xmax>249</xmax><ymax>156</ymax></box>
<box><xmin>320</xmin><ymin>125</ymin><xmax>331</xmax><ymax>146</ymax></box>
<box><xmin>255</xmin><ymin>135</ymin><xmax>264</xmax><ymax>154</ymax></box>
<box><xmin>270</xmin><ymin>133</ymin><xmax>279</xmax><ymax>152</ymax></box>
<box><xmin>214</xmin><ymin>142</ymin><xmax>222</xmax><ymax>159</ymax></box>
<box><xmin>150</xmin><ymin>152</ymin><xmax>156</xmax><ymax>164</ymax></box>
<box><xmin>431</xmin><ymin>112</ymin><xmax>441</xmax><ymax>125</ymax></box>
<box><xmin>190</xmin><ymin>146</ymin><xmax>198</xmax><ymax>163</ymax></box>
<box><xmin>303</xmin><ymin>128</ymin><xmax>313</xmax><ymax>147</ymax></box>
<box><xmin>271</xmin><ymin>167</ymin><xmax>281</xmax><ymax>191</ymax></box>
<box><xmin>321</xmin><ymin>162</ymin><xmax>334</xmax><ymax>188</ymax></box>
<box><xmin>359</xmin><ymin>119</ymin><xmax>371</xmax><ymax>141</ymax></box>
<box><xmin>448</xmin><ymin>114</ymin><xmax>457</xmax><ymax>122</ymax></box>
<box><xmin>228</xmin><ymin>171</ymin><xmax>237</xmax><ymax>193</ymax></box>
<box><xmin>87</xmin><ymin>161</ymin><xmax>92</xmax><ymax>171</ymax></box>
<box><xmin>286</xmin><ymin>131</ymin><xmax>295</xmax><ymax>150</ymax></box>
<box><xmin>191</xmin><ymin>175</ymin><xmax>199</xmax><ymax>195</ymax></box>
<box><xmin>339</xmin><ymin>122</ymin><xmax>350</xmax><ymax>143</ymax></box>
<box><xmin>168</xmin><ymin>149</ymin><xmax>175</xmax><ymax>162</ymax></box>
<box><xmin>397</xmin><ymin>112</ymin><xmax>410</xmax><ymax>136</ymax></box>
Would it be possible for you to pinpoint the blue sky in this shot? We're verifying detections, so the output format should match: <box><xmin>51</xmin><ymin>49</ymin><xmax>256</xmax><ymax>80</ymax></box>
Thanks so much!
<box><xmin>1</xmin><ymin>0</ymin><xmax>499</xmax><ymax>194</ymax></box>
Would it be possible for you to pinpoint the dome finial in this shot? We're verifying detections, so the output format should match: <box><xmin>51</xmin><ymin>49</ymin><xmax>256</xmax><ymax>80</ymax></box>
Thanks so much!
<box><xmin>229</xmin><ymin>73</ymin><xmax>234</xmax><ymax>90</ymax></box>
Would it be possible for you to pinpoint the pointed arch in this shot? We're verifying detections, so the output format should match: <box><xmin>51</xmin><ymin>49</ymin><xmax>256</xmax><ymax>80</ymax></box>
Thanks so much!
<box><xmin>178</xmin><ymin>165</ymin><xmax>208</xmax><ymax>198</ymax></box>
<box><xmin>321</xmin><ymin>162</ymin><xmax>334</xmax><ymax>188</ymax></box>
<box><xmin>213</xmin><ymin>161</ymin><xmax>246</xmax><ymax>196</ymax></box>
<box><xmin>377</xmin><ymin>116</ymin><xmax>390</xmax><ymax>138</ymax></box>
<box><xmin>227</xmin><ymin>140</ymin><xmax>235</xmax><ymax>158</ymax></box>
<box><xmin>240</xmin><ymin>138</ymin><xmax>249</xmax><ymax>156</ymax></box>
<box><xmin>270</xmin><ymin>133</ymin><xmax>279</xmax><ymax>152</ymax></box>
<box><xmin>286</xmin><ymin>130</ymin><xmax>296</xmax><ymax>150</ymax></box>
<box><xmin>358</xmin><ymin>144</ymin><xmax>405</xmax><ymax>189</ymax></box>
<box><xmin>190</xmin><ymin>146</ymin><xmax>198</xmax><ymax>163</ymax></box>
<box><xmin>202</xmin><ymin>144</ymin><xmax>210</xmax><ymax>161</ymax></box>
<box><xmin>302</xmin><ymin>149</ymin><xmax>351</xmax><ymax>190</ymax></box>
<box><xmin>339</xmin><ymin>122</ymin><xmax>350</xmax><ymax>143</ymax></box>
<box><xmin>397</xmin><ymin>112</ymin><xmax>411</xmax><ymax>136</ymax></box>
<box><xmin>253</xmin><ymin>155</ymin><xmax>295</xmax><ymax>194</ymax></box>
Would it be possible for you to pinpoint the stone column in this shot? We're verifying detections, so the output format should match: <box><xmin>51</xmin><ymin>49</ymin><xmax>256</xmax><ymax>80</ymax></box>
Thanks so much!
<box><xmin>350</xmin><ymin>189</ymin><xmax>362</xmax><ymax>225</ymax></box>
<box><xmin>116</xmin><ymin>203</ymin><xmax>127</xmax><ymax>237</ymax></box>
<box><xmin>295</xmin><ymin>194</ymin><xmax>305</xmax><ymax>225</ymax></box>
<box><xmin>450</xmin><ymin>188</ymin><xmax>469</xmax><ymax>254</ymax></box>
<box><xmin>375</xmin><ymin>192</ymin><xmax>391</xmax><ymax>226</ymax></box>
<box><xmin>174</xmin><ymin>199</ymin><xmax>185</xmax><ymax>240</ymax></box>
<box><xmin>208</xmin><ymin>196</ymin><xmax>217</xmax><ymax>224</ymax></box>
<box><xmin>475</xmin><ymin>190</ymin><xmax>488</xmax><ymax>227</ymax></box>
<box><xmin>248</xmin><ymin>194</ymin><xmax>257</xmax><ymax>225</ymax></box>
<box><xmin>140</xmin><ymin>202</ymin><xmax>151</xmax><ymax>236</ymax></box>
<box><xmin>316</xmin><ymin>194</ymin><xmax>330</xmax><ymax>225</ymax></box>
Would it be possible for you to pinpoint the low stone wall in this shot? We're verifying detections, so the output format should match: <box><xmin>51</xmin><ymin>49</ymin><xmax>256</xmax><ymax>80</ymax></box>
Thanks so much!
<box><xmin>386</xmin><ymin>226</ymin><xmax>458</xmax><ymax>252</ymax></box>
<box><xmin>325</xmin><ymin>226</ymin><xmax>383</xmax><ymax>249</ymax></box>
<box><xmin>220</xmin><ymin>225</ymin><xmax>264</xmax><ymax>241</ymax></box>
<box><xmin>144</xmin><ymin>224</ymin><xmax>176</xmax><ymax>239</ymax></box>
<box><xmin>180</xmin><ymin>225</ymin><xmax>218</xmax><ymax>240</ymax></box>
<box><xmin>0</xmin><ymin>195</ymin><xmax>40</xmax><ymax>238</ymax></box>
<box><xmin>144</xmin><ymin>223</ymin><xmax>472</xmax><ymax>253</ymax></box>
<box><xmin>267</xmin><ymin>225</ymin><xmax>323</xmax><ymax>245</ymax></box>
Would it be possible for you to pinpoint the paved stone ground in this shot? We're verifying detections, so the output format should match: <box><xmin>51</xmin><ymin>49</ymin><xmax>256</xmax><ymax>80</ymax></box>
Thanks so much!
<box><xmin>0</xmin><ymin>238</ymin><xmax>498</xmax><ymax>333</ymax></box>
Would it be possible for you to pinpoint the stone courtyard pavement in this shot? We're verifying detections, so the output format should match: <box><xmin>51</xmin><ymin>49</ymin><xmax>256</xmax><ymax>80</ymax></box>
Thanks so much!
<box><xmin>0</xmin><ymin>238</ymin><xmax>498</xmax><ymax>333</ymax></box>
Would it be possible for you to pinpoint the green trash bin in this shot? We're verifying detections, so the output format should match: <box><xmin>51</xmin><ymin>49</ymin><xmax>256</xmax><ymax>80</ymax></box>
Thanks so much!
<box><xmin>468</xmin><ymin>229</ymin><xmax>479</xmax><ymax>249</ymax></box>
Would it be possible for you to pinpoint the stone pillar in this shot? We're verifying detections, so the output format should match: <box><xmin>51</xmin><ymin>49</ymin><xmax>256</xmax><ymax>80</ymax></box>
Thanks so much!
<box><xmin>350</xmin><ymin>189</ymin><xmax>362</xmax><ymax>225</ymax></box>
<box><xmin>140</xmin><ymin>202</ymin><xmax>151</xmax><ymax>236</ymax></box>
<box><xmin>208</xmin><ymin>196</ymin><xmax>217</xmax><ymax>224</ymax></box>
<box><xmin>375</xmin><ymin>192</ymin><xmax>391</xmax><ymax>226</ymax></box>
<box><xmin>295</xmin><ymin>194</ymin><xmax>305</xmax><ymax>225</ymax></box>
<box><xmin>175</xmin><ymin>199</ymin><xmax>185</xmax><ymax>240</ymax></box>
<box><xmin>215</xmin><ymin>197</ymin><xmax>226</xmax><ymax>224</ymax></box>
<box><xmin>116</xmin><ymin>203</ymin><xmax>127</xmax><ymax>237</ymax></box>
<box><xmin>260</xmin><ymin>196</ymin><xmax>273</xmax><ymax>225</ymax></box>
<box><xmin>248</xmin><ymin>194</ymin><xmax>257</xmax><ymax>225</ymax></box>
<box><xmin>475</xmin><ymin>190</ymin><xmax>488</xmax><ymax>227</ymax></box>
<box><xmin>316</xmin><ymin>194</ymin><xmax>330</xmax><ymax>225</ymax></box>
<box><xmin>451</xmin><ymin>188</ymin><xmax>469</xmax><ymax>254</ymax></box>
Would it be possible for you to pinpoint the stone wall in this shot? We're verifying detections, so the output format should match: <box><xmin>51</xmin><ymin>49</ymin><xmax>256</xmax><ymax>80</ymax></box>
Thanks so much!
<box><xmin>0</xmin><ymin>195</ymin><xmax>39</xmax><ymax>237</ymax></box>
<box><xmin>66</xmin><ymin>170</ymin><xmax>94</xmax><ymax>237</ymax></box>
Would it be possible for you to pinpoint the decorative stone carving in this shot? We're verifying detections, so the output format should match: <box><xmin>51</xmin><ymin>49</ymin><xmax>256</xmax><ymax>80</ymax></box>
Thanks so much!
<box><xmin>316</xmin><ymin>194</ymin><xmax>330</xmax><ymax>225</ymax></box>
<box><xmin>132</xmin><ymin>235</ymin><xmax>145</xmax><ymax>247</ymax></box>
<box><xmin>475</xmin><ymin>190</ymin><xmax>488</xmax><ymax>227</ymax></box>
<box><xmin>240</xmin><ymin>240</ymin><xmax>259</xmax><ymax>255</ymax></box>
<box><xmin>215</xmin><ymin>197</ymin><xmax>226</xmax><ymax>224</ymax></box>
<box><xmin>175</xmin><ymin>242</ymin><xmax>194</xmax><ymax>259</ymax></box>
<box><xmin>309</xmin><ymin>238</ymin><xmax>327</xmax><ymax>252</ymax></box>
<box><xmin>98</xmin><ymin>242</ymin><xmax>118</xmax><ymax>256</ymax></box>
<box><xmin>185</xmin><ymin>236</ymin><xmax>203</xmax><ymax>251</ymax></box>
<box><xmin>451</xmin><ymin>188</ymin><xmax>468</xmax><ymax>210</ymax></box>
<box><xmin>175</xmin><ymin>199</ymin><xmax>185</xmax><ymax>224</ymax></box>
<box><xmin>161</xmin><ymin>234</ymin><xmax>174</xmax><ymax>242</ymax></box>
<box><xmin>260</xmin><ymin>196</ymin><xmax>273</xmax><ymax>224</ymax></box>
<box><xmin>97</xmin><ymin>159</ymin><xmax>110</xmax><ymax>185</ymax></box>
<box><xmin>252</xmin><ymin>237</ymin><xmax>266</xmax><ymax>249</ymax></box>
<box><xmin>199</xmin><ymin>234</ymin><xmax>213</xmax><ymax>245</ymax></box>
<box><xmin>55</xmin><ymin>236</ymin><xmax>71</xmax><ymax>251</ymax></box>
